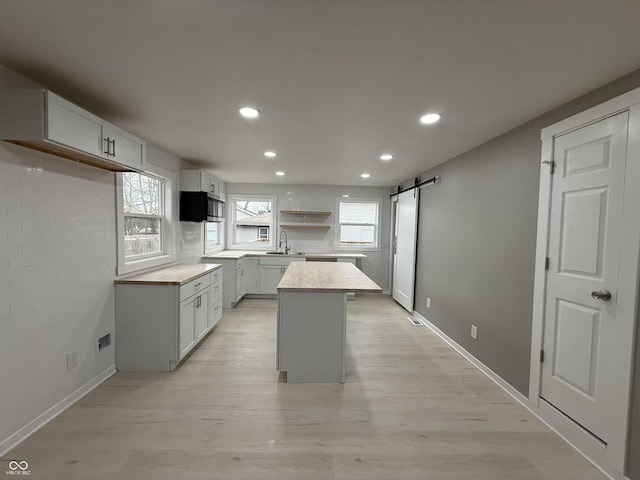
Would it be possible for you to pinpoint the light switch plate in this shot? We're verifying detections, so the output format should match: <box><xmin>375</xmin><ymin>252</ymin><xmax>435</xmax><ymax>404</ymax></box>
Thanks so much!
<box><xmin>426</xmin><ymin>297</ymin><xmax>431</xmax><ymax>308</ymax></box>
<box><xmin>471</xmin><ymin>325</ymin><xmax>478</xmax><ymax>340</ymax></box>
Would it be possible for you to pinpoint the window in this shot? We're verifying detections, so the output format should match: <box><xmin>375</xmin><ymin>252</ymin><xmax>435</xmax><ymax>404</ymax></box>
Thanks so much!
<box><xmin>335</xmin><ymin>198</ymin><xmax>382</xmax><ymax>250</ymax></box>
<box><xmin>116</xmin><ymin>168</ymin><xmax>175</xmax><ymax>274</ymax></box>
<box><xmin>227</xmin><ymin>194</ymin><xmax>277</xmax><ymax>249</ymax></box>
<box><xmin>204</xmin><ymin>221</ymin><xmax>224</xmax><ymax>253</ymax></box>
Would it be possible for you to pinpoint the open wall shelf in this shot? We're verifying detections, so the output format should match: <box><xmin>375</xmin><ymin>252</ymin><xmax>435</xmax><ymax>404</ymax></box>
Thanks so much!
<box><xmin>280</xmin><ymin>210</ymin><xmax>331</xmax><ymax>216</ymax></box>
<box><xmin>280</xmin><ymin>224</ymin><xmax>331</xmax><ymax>230</ymax></box>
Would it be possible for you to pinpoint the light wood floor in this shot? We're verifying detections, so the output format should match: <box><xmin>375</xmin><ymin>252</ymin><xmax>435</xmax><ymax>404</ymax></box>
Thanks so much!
<box><xmin>3</xmin><ymin>295</ymin><xmax>606</xmax><ymax>479</ymax></box>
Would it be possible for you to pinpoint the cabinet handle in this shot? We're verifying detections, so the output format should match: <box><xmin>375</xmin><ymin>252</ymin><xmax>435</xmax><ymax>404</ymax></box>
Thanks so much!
<box><xmin>194</xmin><ymin>282</ymin><xmax>203</xmax><ymax>287</ymax></box>
<box><xmin>103</xmin><ymin>137</ymin><xmax>111</xmax><ymax>155</ymax></box>
<box><xmin>110</xmin><ymin>138</ymin><xmax>116</xmax><ymax>157</ymax></box>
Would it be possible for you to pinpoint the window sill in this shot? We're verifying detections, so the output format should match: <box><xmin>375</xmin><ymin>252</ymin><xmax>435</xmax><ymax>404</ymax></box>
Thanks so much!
<box><xmin>204</xmin><ymin>245</ymin><xmax>225</xmax><ymax>255</ymax></box>
<box><xmin>334</xmin><ymin>245</ymin><xmax>381</xmax><ymax>252</ymax></box>
<box><xmin>117</xmin><ymin>254</ymin><xmax>176</xmax><ymax>276</ymax></box>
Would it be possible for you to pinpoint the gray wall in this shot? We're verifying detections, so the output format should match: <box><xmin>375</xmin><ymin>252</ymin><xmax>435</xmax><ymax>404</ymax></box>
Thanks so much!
<box><xmin>403</xmin><ymin>69</ymin><xmax>640</xmax><ymax>476</ymax></box>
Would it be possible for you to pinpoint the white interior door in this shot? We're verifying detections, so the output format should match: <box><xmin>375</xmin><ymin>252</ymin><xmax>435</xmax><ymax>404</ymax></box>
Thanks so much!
<box><xmin>392</xmin><ymin>189</ymin><xmax>418</xmax><ymax>311</ymax></box>
<box><xmin>541</xmin><ymin>111</ymin><xmax>628</xmax><ymax>443</ymax></box>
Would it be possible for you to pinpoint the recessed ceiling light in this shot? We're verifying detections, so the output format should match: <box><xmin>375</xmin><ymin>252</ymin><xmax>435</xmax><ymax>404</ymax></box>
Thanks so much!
<box><xmin>342</xmin><ymin>194</ymin><xmax>350</xmax><ymax>198</ymax></box>
<box><xmin>275</xmin><ymin>171</ymin><xmax>286</xmax><ymax>176</ymax></box>
<box><xmin>419</xmin><ymin>112</ymin><xmax>441</xmax><ymax>125</ymax></box>
<box><xmin>239</xmin><ymin>106</ymin><xmax>260</xmax><ymax>118</ymax></box>
<box><xmin>380</xmin><ymin>154</ymin><xmax>393</xmax><ymax>161</ymax></box>
<box><xmin>361</xmin><ymin>173</ymin><xmax>371</xmax><ymax>179</ymax></box>
<box><xmin>264</xmin><ymin>151</ymin><xmax>277</xmax><ymax>158</ymax></box>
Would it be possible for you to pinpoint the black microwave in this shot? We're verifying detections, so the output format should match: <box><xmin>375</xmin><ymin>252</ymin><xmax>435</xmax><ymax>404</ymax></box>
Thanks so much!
<box><xmin>180</xmin><ymin>191</ymin><xmax>225</xmax><ymax>222</ymax></box>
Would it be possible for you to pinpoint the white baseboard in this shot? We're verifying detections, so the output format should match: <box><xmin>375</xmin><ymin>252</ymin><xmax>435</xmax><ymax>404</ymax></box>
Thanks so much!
<box><xmin>412</xmin><ymin>312</ymin><xmax>529</xmax><ymax>405</ymax></box>
<box><xmin>411</xmin><ymin>312</ymin><xmax>628</xmax><ymax>480</ymax></box>
<box><xmin>0</xmin><ymin>365</ymin><xmax>117</xmax><ymax>457</ymax></box>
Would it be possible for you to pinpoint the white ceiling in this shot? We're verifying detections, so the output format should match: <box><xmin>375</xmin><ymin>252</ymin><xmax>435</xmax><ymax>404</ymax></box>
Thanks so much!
<box><xmin>1</xmin><ymin>1</ymin><xmax>639</xmax><ymax>187</ymax></box>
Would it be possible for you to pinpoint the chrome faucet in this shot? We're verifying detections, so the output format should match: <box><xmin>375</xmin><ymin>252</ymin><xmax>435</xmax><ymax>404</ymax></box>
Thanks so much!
<box><xmin>279</xmin><ymin>230</ymin><xmax>290</xmax><ymax>254</ymax></box>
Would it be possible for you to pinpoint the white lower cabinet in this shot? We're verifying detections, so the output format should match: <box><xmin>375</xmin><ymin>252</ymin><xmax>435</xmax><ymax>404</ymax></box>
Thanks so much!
<box><xmin>259</xmin><ymin>257</ymin><xmax>306</xmax><ymax>294</ymax></box>
<box><xmin>208</xmin><ymin>269</ymin><xmax>223</xmax><ymax>328</ymax></box>
<box><xmin>115</xmin><ymin>266</ymin><xmax>223</xmax><ymax>372</ymax></box>
<box><xmin>236</xmin><ymin>259</ymin><xmax>247</xmax><ymax>300</ymax></box>
<box><xmin>179</xmin><ymin>297</ymin><xmax>197</xmax><ymax>358</ymax></box>
<box><xmin>259</xmin><ymin>265</ymin><xmax>287</xmax><ymax>294</ymax></box>
<box><xmin>245</xmin><ymin>258</ymin><xmax>259</xmax><ymax>294</ymax></box>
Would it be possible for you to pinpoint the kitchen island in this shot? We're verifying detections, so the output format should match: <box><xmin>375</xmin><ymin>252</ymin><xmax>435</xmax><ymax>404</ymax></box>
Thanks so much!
<box><xmin>276</xmin><ymin>261</ymin><xmax>381</xmax><ymax>383</ymax></box>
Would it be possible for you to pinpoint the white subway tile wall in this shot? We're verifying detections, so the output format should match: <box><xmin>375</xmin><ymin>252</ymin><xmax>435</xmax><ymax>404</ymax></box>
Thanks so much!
<box><xmin>0</xmin><ymin>142</ymin><xmax>117</xmax><ymax>447</ymax></box>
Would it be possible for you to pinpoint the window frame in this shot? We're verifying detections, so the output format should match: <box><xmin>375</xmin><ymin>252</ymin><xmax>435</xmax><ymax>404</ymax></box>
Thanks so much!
<box><xmin>203</xmin><ymin>220</ymin><xmax>225</xmax><ymax>255</ymax></box>
<box><xmin>334</xmin><ymin>197</ymin><xmax>382</xmax><ymax>251</ymax></box>
<box><xmin>227</xmin><ymin>194</ymin><xmax>278</xmax><ymax>250</ymax></box>
<box><xmin>116</xmin><ymin>166</ymin><xmax>176</xmax><ymax>275</ymax></box>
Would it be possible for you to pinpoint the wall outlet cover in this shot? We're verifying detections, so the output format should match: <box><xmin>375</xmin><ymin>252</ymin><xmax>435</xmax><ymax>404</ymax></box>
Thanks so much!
<box><xmin>66</xmin><ymin>351</ymin><xmax>78</xmax><ymax>370</ymax></box>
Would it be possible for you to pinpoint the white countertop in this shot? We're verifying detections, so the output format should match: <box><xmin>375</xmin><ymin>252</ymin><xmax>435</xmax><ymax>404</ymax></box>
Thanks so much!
<box><xmin>277</xmin><ymin>262</ymin><xmax>381</xmax><ymax>293</ymax></box>
<box><xmin>203</xmin><ymin>250</ymin><xmax>366</xmax><ymax>260</ymax></box>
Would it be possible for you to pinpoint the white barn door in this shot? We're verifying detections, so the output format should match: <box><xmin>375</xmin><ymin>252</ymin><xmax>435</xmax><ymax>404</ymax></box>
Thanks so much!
<box><xmin>392</xmin><ymin>189</ymin><xmax>418</xmax><ymax>311</ymax></box>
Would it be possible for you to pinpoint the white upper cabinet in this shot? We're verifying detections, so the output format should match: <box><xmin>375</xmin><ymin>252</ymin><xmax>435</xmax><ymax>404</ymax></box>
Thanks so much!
<box><xmin>180</xmin><ymin>169</ymin><xmax>225</xmax><ymax>199</ymax></box>
<box><xmin>103</xmin><ymin>122</ymin><xmax>146</xmax><ymax>171</ymax></box>
<box><xmin>46</xmin><ymin>92</ymin><xmax>104</xmax><ymax>157</ymax></box>
<box><xmin>0</xmin><ymin>89</ymin><xmax>146</xmax><ymax>172</ymax></box>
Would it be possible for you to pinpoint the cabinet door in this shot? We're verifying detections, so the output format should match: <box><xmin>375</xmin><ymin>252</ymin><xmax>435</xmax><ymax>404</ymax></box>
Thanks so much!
<box><xmin>195</xmin><ymin>290</ymin><xmax>209</xmax><ymax>340</ymax></box>
<box><xmin>208</xmin><ymin>301</ymin><xmax>222</xmax><ymax>329</ymax></box>
<box><xmin>259</xmin><ymin>265</ymin><xmax>285</xmax><ymax>294</ymax></box>
<box><xmin>236</xmin><ymin>265</ymin><xmax>247</xmax><ymax>300</ymax></box>
<box><xmin>244</xmin><ymin>258</ymin><xmax>259</xmax><ymax>294</ymax></box>
<box><xmin>46</xmin><ymin>92</ymin><xmax>103</xmax><ymax>157</ymax></box>
<box><xmin>200</xmin><ymin>172</ymin><xmax>211</xmax><ymax>192</ymax></box>
<box><xmin>179</xmin><ymin>299</ymin><xmax>196</xmax><ymax>359</ymax></box>
<box><xmin>103</xmin><ymin>124</ymin><xmax>146</xmax><ymax>170</ymax></box>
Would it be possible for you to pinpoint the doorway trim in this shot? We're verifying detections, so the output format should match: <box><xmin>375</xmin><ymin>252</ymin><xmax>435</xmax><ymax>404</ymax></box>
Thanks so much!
<box><xmin>530</xmin><ymin>86</ymin><xmax>640</xmax><ymax>476</ymax></box>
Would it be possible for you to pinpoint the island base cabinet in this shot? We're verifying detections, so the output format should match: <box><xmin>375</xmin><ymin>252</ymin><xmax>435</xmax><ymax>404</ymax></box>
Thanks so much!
<box><xmin>277</xmin><ymin>291</ymin><xmax>346</xmax><ymax>383</ymax></box>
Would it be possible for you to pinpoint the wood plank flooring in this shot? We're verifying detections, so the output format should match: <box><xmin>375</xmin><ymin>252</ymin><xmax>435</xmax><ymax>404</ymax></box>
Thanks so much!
<box><xmin>2</xmin><ymin>295</ymin><xmax>606</xmax><ymax>479</ymax></box>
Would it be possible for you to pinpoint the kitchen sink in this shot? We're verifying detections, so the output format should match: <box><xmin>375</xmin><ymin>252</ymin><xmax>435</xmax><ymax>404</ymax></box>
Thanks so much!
<box><xmin>265</xmin><ymin>251</ymin><xmax>285</xmax><ymax>255</ymax></box>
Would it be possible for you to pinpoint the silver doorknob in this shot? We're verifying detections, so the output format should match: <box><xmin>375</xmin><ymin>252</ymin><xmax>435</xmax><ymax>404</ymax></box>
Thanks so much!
<box><xmin>591</xmin><ymin>290</ymin><xmax>612</xmax><ymax>301</ymax></box>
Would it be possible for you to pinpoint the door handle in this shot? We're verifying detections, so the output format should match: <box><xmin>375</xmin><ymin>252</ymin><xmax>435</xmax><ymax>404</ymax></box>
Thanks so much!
<box><xmin>591</xmin><ymin>290</ymin><xmax>612</xmax><ymax>301</ymax></box>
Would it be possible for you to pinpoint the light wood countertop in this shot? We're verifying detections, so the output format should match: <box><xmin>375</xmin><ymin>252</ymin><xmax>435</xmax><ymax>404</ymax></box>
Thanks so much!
<box><xmin>114</xmin><ymin>263</ymin><xmax>221</xmax><ymax>286</ymax></box>
<box><xmin>277</xmin><ymin>261</ymin><xmax>381</xmax><ymax>293</ymax></box>
<box><xmin>203</xmin><ymin>251</ymin><xmax>367</xmax><ymax>260</ymax></box>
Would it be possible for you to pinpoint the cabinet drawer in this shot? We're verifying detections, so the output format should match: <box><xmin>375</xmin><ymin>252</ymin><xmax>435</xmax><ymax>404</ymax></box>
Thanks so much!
<box><xmin>208</xmin><ymin>300</ymin><xmax>223</xmax><ymax>329</ymax></box>
<box><xmin>179</xmin><ymin>274</ymin><xmax>210</xmax><ymax>301</ymax></box>
<box><xmin>211</xmin><ymin>280</ymin><xmax>222</xmax><ymax>305</ymax></box>
<box><xmin>210</xmin><ymin>268</ymin><xmax>223</xmax><ymax>284</ymax></box>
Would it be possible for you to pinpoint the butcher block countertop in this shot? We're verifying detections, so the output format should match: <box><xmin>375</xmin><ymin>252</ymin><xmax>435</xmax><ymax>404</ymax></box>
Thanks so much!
<box><xmin>114</xmin><ymin>263</ymin><xmax>221</xmax><ymax>286</ymax></box>
<box><xmin>277</xmin><ymin>261</ymin><xmax>382</xmax><ymax>293</ymax></box>
<box><xmin>203</xmin><ymin>250</ymin><xmax>366</xmax><ymax>260</ymax></box>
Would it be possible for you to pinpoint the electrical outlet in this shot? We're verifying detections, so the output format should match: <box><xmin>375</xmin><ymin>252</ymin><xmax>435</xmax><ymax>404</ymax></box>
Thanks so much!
<box><xmin>471</xmin><ymin>325</ymin><xmax>478</xmax><ymax>340</ymax></box>
<box><xmin>66</xmin><ymin>351</ymin><xmax>78</xmax><ymax>371</ymax></box>
<box><xmin>98</xmin><ymin>333</ymin><xmax>111</xmax><ymax>351</ymax></box>
<box><xmin>426</xmin><ymin>297</ymin><xmax>431</xmax><ymax>308</ymax></box>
